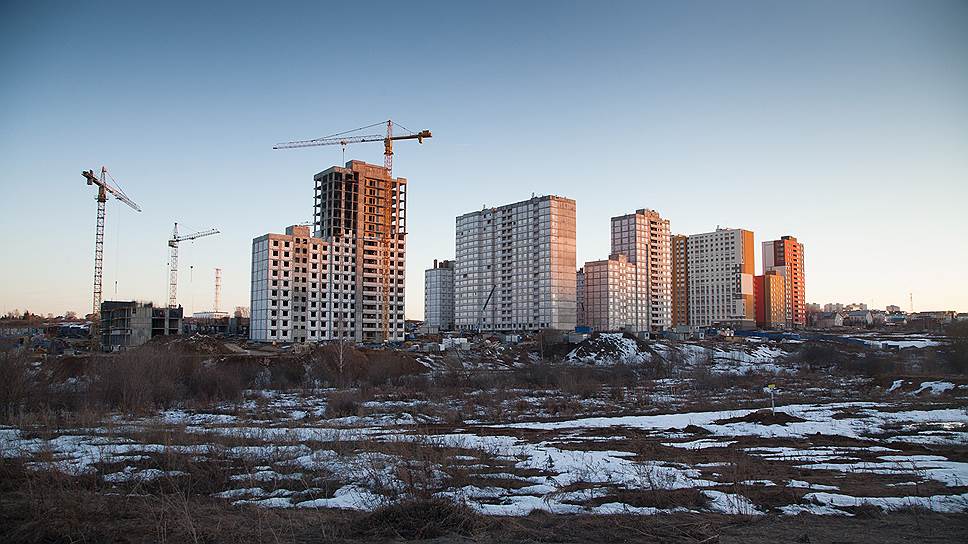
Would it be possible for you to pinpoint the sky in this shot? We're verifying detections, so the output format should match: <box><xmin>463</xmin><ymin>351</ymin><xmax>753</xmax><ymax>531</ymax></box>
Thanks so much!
<box><xmin>1</xmin><ymin>0</ymin><xmax>966</xmax><ymax>318</ymax></box>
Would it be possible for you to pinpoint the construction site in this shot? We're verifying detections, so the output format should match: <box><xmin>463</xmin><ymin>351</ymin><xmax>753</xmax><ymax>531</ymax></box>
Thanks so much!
<box><xmin>3</xmin><ymin>2</ymin><xmax>968</xmax><ymax>541</ymax></box>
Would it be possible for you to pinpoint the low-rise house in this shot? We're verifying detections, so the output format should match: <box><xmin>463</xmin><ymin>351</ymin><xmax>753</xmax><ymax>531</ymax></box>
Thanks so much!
<box><xmin>843</xmin><ymin>310</ymin><xmax>873</xmax><ymax>327</ymax></box>
<box><xmin>815</xmin><ymin>311</ymin><xmax>844</xmax><ymax>329</ymax></box>
<box><xmin>886</xmin><ymin>313</ymin><xmax>908</xmax><ymax>326</ymax></box>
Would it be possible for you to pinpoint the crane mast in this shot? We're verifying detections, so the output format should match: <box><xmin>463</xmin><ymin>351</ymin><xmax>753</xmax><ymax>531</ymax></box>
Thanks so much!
<box><xmin>273</xmin><ymin>120</ymin><xmax>430</xmax><ymax>342</ymax></box>
<box><xmin>81</xmin><ymin>167</ymin><xmax>141</xmax><ymax>344</ymax></box>
<box><xmin>168</xmin><ymin>223</ymin><xmax>220</xmax><ymax>309</ymax></box>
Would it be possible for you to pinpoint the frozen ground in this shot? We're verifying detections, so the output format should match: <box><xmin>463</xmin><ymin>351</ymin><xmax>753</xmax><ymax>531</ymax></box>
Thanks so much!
<box><xmin>4</xmin><ymin>391</ymin><xmax>966</xmax><ymax>517</ymax></box>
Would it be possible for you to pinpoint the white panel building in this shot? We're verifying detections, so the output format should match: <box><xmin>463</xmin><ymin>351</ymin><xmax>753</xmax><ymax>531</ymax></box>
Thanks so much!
<box><xmin>454</xmin><ymin>195</ymin><xmax>577</xmax><ymax>332</ymax></box>
<box><xmin>686</xmin><ymin>228</ymin><xmax>756</xmax><ymax>328</ymax></box>
<box><xmin>251</xmin><ymin>225</ymin><xmax>355</xmax><ymax>343</ymax></box>
<box><xmin>424</xmin><ymin>259</ymin><xmax>455</xmax><ymax>331</ymax></box>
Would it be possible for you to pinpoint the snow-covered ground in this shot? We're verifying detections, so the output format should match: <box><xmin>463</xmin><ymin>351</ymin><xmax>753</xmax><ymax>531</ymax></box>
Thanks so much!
<box><xmin>3</xmin><ymin>395</ymin><xmax>966</xmax><ymax>517</ymax></box>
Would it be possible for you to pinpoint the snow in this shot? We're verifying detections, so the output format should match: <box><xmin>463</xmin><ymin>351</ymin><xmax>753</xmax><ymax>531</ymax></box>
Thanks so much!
<box><xmin>740</xmin><ymin>479</ymin><xmax>776</xmax><ymax>486</ymax></box>
<box><xmin>803</xmin><ymin>491</ymin><xmax>968</xmax><ymax>513</ymax></box>
<box><xmin>702</xmin><ymin>490</ymin><xmax>764</xmax><ymax>515</ymax></box>
<box><xmin>294</xmin><ymin>485</ymin><xmax>384</xmax><ymax>510</ymax></box>
<box><xmin>887</xmin><ymin>380</ymin><xmax>905</xmax><ymax>393</ymax></box>
<box><xmin>501</xmin><ymin>402</ymin><xmax>968</xmax><ymax>443</ymax></box>
<box><xmin>780</xmin><ymin>504</ymin><xmax>852</xmax><ymax>516</ymax></box>
<box><xmin>103</xmin><ymin>467</ymin><xmax>188</xmax><ymax>482</ymax></box>
<box><xmin>565</xmin><ymin>333</ymin><xmax>650</xmax><ymax>365</ymax></box>
<box><xmin>798</xmin><ymin>455</ymin><xmax>968</xmax><ymax>487</ymax></box>
<box><xmin>662</xmin><ymin>439</ymin><xmax>736</xmax><ymax>450</ymax></box>
<box><xmin>913</xmin><ymin>381</ymin><xmax>956</xmax><ymax>395</ymax></box>
<box><xmin>786</xmin><ymin>479</ymin><xmax>839</xmax><ymax>491</ymax></box>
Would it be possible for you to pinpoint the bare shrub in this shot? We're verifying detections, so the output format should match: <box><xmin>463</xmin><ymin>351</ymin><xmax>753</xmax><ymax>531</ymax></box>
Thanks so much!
<box><xmin>352</xmin><ymin>498</ymin><xmax>482</xmax><ymax>540</ymax></box>
<box><xmin>0</xmin><ymin>352</ymin><xmax>35</xmax><ymax>421</ymax></box>
<box><xmin>325</xmin><ymin>389</ymin><xmax>364</xmax><ymax>418</ymax></box>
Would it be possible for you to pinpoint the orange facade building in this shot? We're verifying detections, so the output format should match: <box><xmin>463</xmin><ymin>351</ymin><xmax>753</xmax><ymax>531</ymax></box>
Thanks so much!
<box><xmin>754</xmin><ymin>271</ymin><xmax>786</xmax><ymax>328</ymax></box>
<box><xmin>762</xmin><ymin>236</ymin><xmax>805</xmax><ymax>327</ymax></box>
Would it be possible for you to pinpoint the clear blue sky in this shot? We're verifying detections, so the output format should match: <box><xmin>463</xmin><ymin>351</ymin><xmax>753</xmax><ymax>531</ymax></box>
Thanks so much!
<box><xmin>1</xmin><ymin>0</ymin><xmax>966</xmax><ymax>318</ymax></box>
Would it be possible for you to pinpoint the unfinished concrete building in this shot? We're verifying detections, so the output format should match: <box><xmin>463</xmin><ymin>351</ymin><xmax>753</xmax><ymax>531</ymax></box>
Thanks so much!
<box><xmin>251</xmin><ymin>225</ymin><xmax>341</xmax><ymax>343</ymax></box>
<box><xmin>454</xmin><ymin>195</ymin><xmax>577</xmax><ymax>332</ymax></box>
<box><xmin>314</xmin><ymin>161</ymin><xmax>407</xmax><ymax>342</ymax></box>
<box><xmin>250</xmin><ymin>160</ymin><xmax>407</xmax><ymax>344</ymax></box>
<box><xmin>100</xmin><ymin>301</ymin><xmax>182</xmax><ymax>349</ymax></box>
<box><xmin>424</xmin><ymin>259</ymin><xmax>455</xmax><ymax>332</ymax></box>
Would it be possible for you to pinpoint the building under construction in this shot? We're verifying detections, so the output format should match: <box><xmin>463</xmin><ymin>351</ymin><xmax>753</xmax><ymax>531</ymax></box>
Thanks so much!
<box><xmin>250</xmin><ymin>160</ymin><xmax>407</xmax><ymax>343</ymax></box>
<box><xmin>100</xmin><ymin>301</ymin><xmax>182</xmax><ymax>349</ymax></box>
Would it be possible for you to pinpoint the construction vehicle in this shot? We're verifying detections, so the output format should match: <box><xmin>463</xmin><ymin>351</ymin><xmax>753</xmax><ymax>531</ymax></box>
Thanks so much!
<box><xmin>273</xmin><ymin>120</ymin><xmax>431</xmax><ymax>342</ymax></box>
<box><xmin>81</xmin><ymin>167</ymin><xmax>141</xmax><ymax>344</ymax></box>
<box><xmin>168</xmin><ymin>223</ymin><xmax>219</xmax><ymax>309</ymax></box>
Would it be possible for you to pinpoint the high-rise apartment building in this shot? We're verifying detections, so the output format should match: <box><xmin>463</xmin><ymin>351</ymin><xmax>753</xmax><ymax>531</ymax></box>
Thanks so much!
<box><xmin>687</xmin><ymin>228</ymin><xmax>755</xmax><ymax>328</ymax></box>
<box><xmin>763</xmin><ymin>235</ymin><xmax>805</xmax><ymax>328</ymax></box>
<box><xmin>671</xmin><ymin>234</ymin><xmax>689</xmax><ymax>327</ymax></box>
<box><xmin>583</xmin><ymin>253</ymin><xmax>638</xmax><ymax>332</ymax></box>
<box><xmin>581</xmin><ymin>209</ymin><xmax>672</xmax><ymax>333</ymax></box>
<box><xmin>250</xmin><ymin>160</ymin><xmax>407</xmax><ymax>344</ymax></box>
<box><xmin>424</xmin><ymin>259</ymin><xmax>455</xmax><ymax>331</ymax></box>
<box><xmin>610</xmin><ymin>209</ymin><xmax>672</xmax><ymax>331</ymax></box>
<box><xmin>754</xmin><ymin>271</ymin><xmax>786</xmax><ymax>329</ymax></box>
<box><xmin>454</xmin><ymin>195</ymin><xmax>577</xmax><ymax>332</ymax></box>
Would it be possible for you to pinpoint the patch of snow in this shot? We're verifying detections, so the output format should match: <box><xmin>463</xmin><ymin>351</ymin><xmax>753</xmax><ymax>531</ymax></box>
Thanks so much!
<box><xmin>803</xmin><ymin>491</ymin><xmax>968</xmax><ymax>513</ymax></box>
<box><xmin>295</xmin><ymin>484</ymin><xmax>384</xmax><ymax>510</ymax></box>
<box><xmin>102</xmin><ymin>467</ymin><xmax>187</xmax><ymax>483</ymax></box>
<box><xmin>913</xmin><ymin>381</ymin><xmax>955</xmax><ymax>395</ymax></box>
<box><xmin>702</xmin><ymin>490</ymin><xmax>764</xmax><ymax>515</ymax></box>
<box><xmin>786</xmin><ymin>479</ymin><xmax>839</xmax><ymax>491</ymax></box>
<box><xmin>780</xmin><ymin>503</ymin><xmax>852</xmax><ymax>516</ymax></box>
<box><xmin>662</xmin><ymin>439</ymin><xmax>736</xmax><ymax>450</ymax></box>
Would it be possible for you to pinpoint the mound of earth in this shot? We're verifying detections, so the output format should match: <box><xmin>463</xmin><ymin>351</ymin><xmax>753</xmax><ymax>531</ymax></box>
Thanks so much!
<box><xmin>565</xmin><ymin>332</ymin><xmax>652</xmax><ymax>365</ymax></box>
<box><xmin>140</xmin><ymin>334</ymin><xmax>235</xmax><ymax>356</ymax></box>
<box><xmin>682</xmin><ymin>424</ymin><xmax>713</xmax><ymax>435</ymax></box>
<box><xmin>714</xmin><ymin>409</ymin><xmax>806</xmax><ymax>426</ymax></box>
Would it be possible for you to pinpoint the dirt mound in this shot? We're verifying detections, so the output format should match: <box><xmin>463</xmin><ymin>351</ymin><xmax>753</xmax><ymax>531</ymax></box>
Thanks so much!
<box><xmin>565</xmin><ymin>333</ymin><xmax>652</xmax><ymax>365</ymax></box>
<box><xmin>351</xmin><ymin>499</ymin><xmax>483</xmax><ymax>540</ymax></box>
<box><xmin>682</xmin><ymin>424</ymin><xmax>713</xmax><ymax>436</ymax></box>
<box><xmin>139</xmin><ymin>334</ymin><xmax>234</xmax><ymax>356</ymax></box>
<box><xmin>715</xmin><ymin>409</ymin><xmax>806</xmax><ymax>426</ymax></box>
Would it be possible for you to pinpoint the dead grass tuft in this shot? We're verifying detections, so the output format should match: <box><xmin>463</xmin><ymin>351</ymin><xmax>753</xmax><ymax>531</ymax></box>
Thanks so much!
<box><xmin>351</xmin><ymin>498</ymin><xmax>483</xmax><ymax>540</ymax></box>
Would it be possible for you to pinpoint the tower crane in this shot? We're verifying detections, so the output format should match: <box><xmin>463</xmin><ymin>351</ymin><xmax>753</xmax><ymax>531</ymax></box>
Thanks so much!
<box><xmin>273</xmin><ymin>120</ymin><xmax>431</xmax><ymax>342</ymax></box>
<box><xmin>81</xmin><ymin>167</ymin><xmax>141</xmax><ymax>340</ymax></box>
<box><xmin>168</xmin><ymin>223</ymin><xmax>219</xmax><ymax>309</ymax></box>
